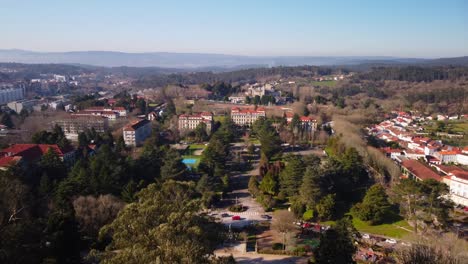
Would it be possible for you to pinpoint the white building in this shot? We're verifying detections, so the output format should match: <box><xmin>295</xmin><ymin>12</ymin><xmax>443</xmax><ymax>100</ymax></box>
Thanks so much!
<box><xmin>0</xmin><ymin>86</ymin><xmax>24</xmax><ymax>104</ymax></box>
<box><xmin>83</xmin><ymin>106</ymin><xmax>127</xmax><ymax>118</ymax></box>
<box><xmin>231</xmin><ymin>107</ymin><xmax>266</xmax><ymax>126</ymax></box>
<box><xmin>178</xmin><ymin>112</ymin><xmax>213</xmax><ymax>133</ymax></box>
<box><xmin>123</xmin><ymin>119</ymin><xmax>152</xmax><ymax>147</ymax></box>
<box><xmin>7</xmin><ymin>99</ymin><xmax>36</xmax><ymax>113</ymax></box>
<box><xmin>447</xmin><ymin>170</ymin><xmax>468</xmax><ymax>206</ymax></box>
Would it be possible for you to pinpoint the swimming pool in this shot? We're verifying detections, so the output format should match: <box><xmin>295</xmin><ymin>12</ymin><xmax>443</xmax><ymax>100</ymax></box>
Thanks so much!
<box><xmin>182</xmin><ymin>158</ymin><xmax>197</xmax><ymax>165</ymax></box>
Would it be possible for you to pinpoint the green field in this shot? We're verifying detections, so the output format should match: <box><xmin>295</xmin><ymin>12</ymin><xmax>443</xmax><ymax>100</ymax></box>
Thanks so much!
<box><xmin>322</xmin><ymin>216</ymin><xmax>412</xmax><ymax>239</ymax></box>
<box><xmin>310</xmin><ymin>80</ymin><xmax>337</xmax><ymax>87</ymax></box>
<box><xmin>189</xmin><ymin>144</ymin><xmax>206</xmax><ymax>150</ymax></box>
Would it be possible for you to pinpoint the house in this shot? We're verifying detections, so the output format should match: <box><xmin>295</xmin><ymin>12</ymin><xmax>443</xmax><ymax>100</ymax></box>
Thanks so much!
<box><xmin>400</xmin><ymin>159</ymin><xmax>442</xmax><ymax>182</ymax></box>
<box><xmin>435</xmin><ymin>150</ymin><xmax>460</xmax><ymax>164</ymax></box>
<box><xmin>231</xmin><ymin>107</ymin><xmax>266</xmax><ymax>126</ymax></box>
<box><xmin>0</xmin><ymin>144</ymin><xmax>75</xmax><ymax>170</ymax></box>
<box><xmin>123</xmin><ymin>119</ymin><xmax>152</xmax><ymax>147</ymax></box>
<box><xmin>178</xmin><ymin>112</ymin><xmax>213</xmax><ymax>133</ymax></box>
<box><xmin>447</xmin><ymin>170</ymin><xmax>468</xmax><ymax>206</ymax></box>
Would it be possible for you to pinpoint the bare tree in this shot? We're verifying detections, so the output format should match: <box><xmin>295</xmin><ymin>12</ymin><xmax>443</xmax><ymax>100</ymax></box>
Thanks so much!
<box><xmin>73</xmin><ymin>194</ymin><xmax>125</xmax><ymax>237</ymax></box>
<box><xmin>271</xmin><ymin>210</ymin><xmax>296</xmax><ymax>251</ymax></box>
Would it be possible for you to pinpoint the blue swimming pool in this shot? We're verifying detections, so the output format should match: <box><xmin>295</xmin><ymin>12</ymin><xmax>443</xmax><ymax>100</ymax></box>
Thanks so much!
<box><xmin>182</xmin><ymin>158</ymin><xmax>197</xmax><ymax>165</ymax></box>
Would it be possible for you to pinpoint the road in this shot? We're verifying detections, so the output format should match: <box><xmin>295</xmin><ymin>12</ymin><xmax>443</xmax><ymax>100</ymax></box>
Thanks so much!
<box><xmin>211</xmin><ymin>156</ymin><xmax>268</xmax><ymax>228</ymax></box>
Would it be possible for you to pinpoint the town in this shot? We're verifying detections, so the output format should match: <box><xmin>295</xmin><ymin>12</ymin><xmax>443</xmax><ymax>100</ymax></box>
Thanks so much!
<box><xmin>1</xmin><ymin>1</ymin><xmax>468</xmax><ymax>263</ymax></box>
<box><xmin>0</xmin><ymin>61</ymin><xmax>467</xmax><ymax>264</ymax></box>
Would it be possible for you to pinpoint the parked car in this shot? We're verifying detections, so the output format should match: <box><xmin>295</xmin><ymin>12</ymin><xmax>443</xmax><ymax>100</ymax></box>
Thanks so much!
<box><xmin>385</xmin><ymin>239</ymin><xmax>397</xmax><ymax>244</ymax></box>
<box><xmin>362</xmin><ymin>234</ymin><xmax>370</xmax><ymax>239</ymax></box>
<box><xmin>232</xmin><ymin>215</ymin><xmax>241</xmax><ymax>221</ymax></box>
<box><xmin>221</xmin><ymin>213</ymin><xmax>230</xmax><ymax>217</ymax></box>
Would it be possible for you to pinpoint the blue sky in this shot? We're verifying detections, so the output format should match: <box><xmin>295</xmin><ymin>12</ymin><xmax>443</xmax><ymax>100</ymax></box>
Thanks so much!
<box><xmin>1</xmin><ymin>0</ymin><xmax>467</xmax><ymax>57</ymax></box>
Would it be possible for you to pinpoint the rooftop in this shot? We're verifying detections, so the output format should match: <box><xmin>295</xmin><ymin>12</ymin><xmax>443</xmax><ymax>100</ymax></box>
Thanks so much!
<box><xmin>401</xmin><ymin>160</ymin><xmax>442</xmax><ymax>181</ymax></box>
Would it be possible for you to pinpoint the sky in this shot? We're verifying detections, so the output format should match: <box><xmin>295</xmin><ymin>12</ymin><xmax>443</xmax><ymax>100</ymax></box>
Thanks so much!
<box><xmin>1</xmin><ymin>0</ymin><xmax>467</xmax><ymax>58</ymax></box>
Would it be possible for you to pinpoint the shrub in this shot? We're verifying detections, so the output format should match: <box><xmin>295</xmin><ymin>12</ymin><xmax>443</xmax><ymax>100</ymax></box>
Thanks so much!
<box><xmin>229</xmin><ymin>204</ymin><xmax>247</xmax><ymax>212</ymax></box>
<box><xmin>303</xmin><ymin>209</ymin><xmax>314</xmax><ymax>221</ymax></box>
<box><xmin>272</xmin><ymin>243</ymin><xmax>284</xmax><ymax>250</ymax></box>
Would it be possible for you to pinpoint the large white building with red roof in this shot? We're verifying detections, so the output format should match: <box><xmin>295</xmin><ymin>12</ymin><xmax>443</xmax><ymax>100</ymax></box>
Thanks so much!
<box><xmin>231</xmin><ymin>107</ymin><xmax>266</xmax><ymax>126</ymax></box>
<box><xmin>178</xmin><ymin>112</ymin><xmax>213</xmax><ymax>133</ymax></box>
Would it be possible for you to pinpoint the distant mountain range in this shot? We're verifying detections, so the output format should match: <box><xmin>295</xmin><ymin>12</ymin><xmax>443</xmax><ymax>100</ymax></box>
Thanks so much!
<box><xmin>0</xmin><ymin>49</ymin><xmax>467</xmax><ymax>68</ymax></box>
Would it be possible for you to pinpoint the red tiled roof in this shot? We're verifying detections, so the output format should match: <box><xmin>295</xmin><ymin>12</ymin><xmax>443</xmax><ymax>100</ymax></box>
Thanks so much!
<box><xmin>123</xmin><ymin>119</ymin><xmax>150</xmax><ymax>131</ymax></box>
<box><xmin>0</xmin><ymin>144</ymin><xmax>71</xmax><ymax>163</ymax></box>
<box><xmin>0</xmin><ymin>156</ymin><xmax>22</xmax><ymax>167</ymax></box>
<box><xmin>451</xmin><ymin>170</ymin><xmax>468</xmax><ymax>181</ymax></box>
<box><xmin>401</xmin><ymin>160</ymin><xmax>442</xmax><ymax>181</ymax></box>
<box><xmin>439</xmin><ymin>150</ymin><xmax>461</xmax><ymax>155</ymax></box>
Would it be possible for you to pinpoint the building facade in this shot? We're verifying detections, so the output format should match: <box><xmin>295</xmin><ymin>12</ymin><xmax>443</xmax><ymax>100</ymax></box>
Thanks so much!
<box><xmin>447</xmin><ymin>170</ymin><xmax>468</xmax><ymax>206</ymax></box>
<box><xmin>123</xmin><ymin>119</ymin><xmax>152</xmax><ymax>147</ymax></box>
<box><xmin>0</xmin><ymin>86</ymin><xmax>24</xmax><ymax>104</ymax></box>
<box><xmin>54</xmin><ymin>116</ymin><xmax>109</xmax><ymax>141</ymax></box>
<box><xmin>178</xmin><ymin>112</ymin><xmax>213</xmax><ymax>133</ymax></box>
<box><xmin>231</xmin><ymin>107</ymin><xmax>266</xmax><ymax>126</ymax></box>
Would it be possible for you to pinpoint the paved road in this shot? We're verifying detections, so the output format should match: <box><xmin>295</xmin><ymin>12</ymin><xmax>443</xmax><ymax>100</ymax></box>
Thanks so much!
<box><xmin>212</xmin><ymin>149</ymin><xmax>267</xmax><ymax>228</ymax></box>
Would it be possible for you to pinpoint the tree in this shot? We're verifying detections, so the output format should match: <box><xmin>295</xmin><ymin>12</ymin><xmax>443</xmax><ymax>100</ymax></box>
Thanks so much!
<box><xmin>314</xmin><ymin>218</ymin><xmax>357</xmax><ymax>264</ymax></box>
<box><xmin>40</xmin><ymin>147</ymin><xmax>67</xmax><ymax>181</ymax></box>
<box><xmin>248</xmin><ymin>176</ymin><xmax>260</xmax><ymax>198</ymax></box>
<box><xmin>279</xmin><ymin>155</ymin><xmax>305</xmax><ymax>197</ymax></box>
<box><xmin>271</xmin><ymin>210</ymin><xmax>296</xmax><ymax>251</ymax></box>
<box><xmin>316</xmin><ymin>194</ymin><xmax>336</xmax><ymax>221</ymax></box>
<box><xmin>194</xmin><ymin>122</ymin><xmax>208</xmax><ymax>142</ymax></box>
<box><xmin>299</xmin><ymin>167</ymin><xmax>322</xmax><ymax>210</ymax></box>
<box><xmin>252</xmin><ymin>118</ymin><xmax>282</xmax><ymax>161</ymax></box>
<box><xmin>259</xmin><ymin>171</ymin><xmax>277</xmax><ymax>195</ymax></box>
<box><xmin>73</xmin><ymin>194</ymin><xmax>125</xmax><ymax>238</ymax></box>
<box><xmin>160</xmin><ymin>148</ymin><xmax>187</xmax><ymax>181</ymax></box>
<box><xmin>99</xmin><ymin>181</ymin><xmax>224</xmax><ymax>264</ymax></box>
<box><xmin>0</xmin><ymin>113</ymin><xmax>14</xmax><ymax>128</ymax></box>
<box><xmin>351</xmin><ymin>184</ymin><xmax>393</xmax><ymax>225</ymax></box>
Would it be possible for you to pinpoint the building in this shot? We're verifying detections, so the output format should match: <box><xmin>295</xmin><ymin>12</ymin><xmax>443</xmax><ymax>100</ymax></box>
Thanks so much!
<box><xmin>435</xmin><ymin>150</ymin><xmax>459</xmax><ymax>163</ymax></box>
<box><xmin>0</xmin><ymin>144</ymin><xmax>75</xmax><ymax>170</ymax></box>
<box><xmin>178</xmin><ymin>112</ymin><xmax>213</xmax><ymax>133</ymax></box>
<box><xmin>228</xmin><ymin>96</ymin><xmax>246</xmax><ymax>104</ymax></box>
<box><xmin>231</xmin><ymin>107</ymin><xmax>266</xmax><ymax>126</ymax></box>
<box><xmin>400</xmin><ymin>159</ymin><xmax>442</xmax><ymax>182</ymax></box>
<box><xmin>123</xmin><ymin>119</ymin><xmax>152</xmax><ymax>147</ymax></box>
<box><xmin>83</xmin><ymin>106</ymin><xmax>127</xmax><ymax>117</ymax></box>
<box><xmin>7</xmin><ymin>99</ymin><xmax>37</xmax><ymax>113</ymax></box>
<box><xmin>447</xmin><ymin>170</ymin><xmax>468</xmax><ymax>206</ymax></box>
<box><xmin>245</xmin><ymin>84</ymin><xmax>266</xmax><ymax>97</ymax></box>
<box><xmin>73</xmin><ymin>111</ymin><xmax>119</xmax><ymax>120</ymax></box>
<box><xmin>53</xmin><ymin>116</ymin><xmax>109</xmax><ymax>141</ymax></box>
<box><xmin>0</xmin><ymin>86</ymin><xmax>24</xmax><ymax>104</ymax></box>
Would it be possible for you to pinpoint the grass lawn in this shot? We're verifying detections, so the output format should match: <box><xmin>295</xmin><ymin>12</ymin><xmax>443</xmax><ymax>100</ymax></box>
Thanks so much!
<box><xmin>321</xmin><ymin>216</ymin><xmax>412</xmax><ymax>239</ymax></box>
<box><xmin>189</xmin><ymin>144</ymin><xmax>206</xmax><ymax>150</ymax></box>
<box><xmin>248</xmin><ymin>138</ymin><xmax>261</xmax><ymax>145</ymax></box>
<box><xmin>310</xmin><ymin>80</ymin><xmax>337</xmax><ymax>87</ymax></box>
<box><xmin>213</xmin><ymin>116</ymin><xmax>227</xmax><ymax>123</ymax></box>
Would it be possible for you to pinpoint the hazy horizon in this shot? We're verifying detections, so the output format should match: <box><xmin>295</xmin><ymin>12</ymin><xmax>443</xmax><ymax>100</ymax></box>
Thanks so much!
<box><xmin>2</xmin><ymin>0</ymin><xmax>467</xmax><ymax>58</ymax></box>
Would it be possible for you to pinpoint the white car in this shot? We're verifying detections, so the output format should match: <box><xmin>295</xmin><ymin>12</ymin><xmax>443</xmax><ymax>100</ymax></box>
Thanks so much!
<box><xmin>385</xmin><ymin>238</ymin><xmax>397</xmax><ymax>244</ymax></box>
<box><xmin>362</xmin><ymin>234</ymin><xmax>370</xmax><ymax>239</ymax></box>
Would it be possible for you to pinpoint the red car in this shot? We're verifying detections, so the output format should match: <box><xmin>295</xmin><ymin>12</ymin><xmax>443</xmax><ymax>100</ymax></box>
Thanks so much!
<box><xmin>232</xmin><ymin>215</ymin><xmax>241</xmax><ymax>220</ymax></box>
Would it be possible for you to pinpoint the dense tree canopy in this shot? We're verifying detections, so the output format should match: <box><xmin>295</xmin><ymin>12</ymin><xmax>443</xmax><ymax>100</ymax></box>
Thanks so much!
<box><xmin>99</xmin><ymin>181</ymin><xmax>224</xmax><ymax>264</ymax></box>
